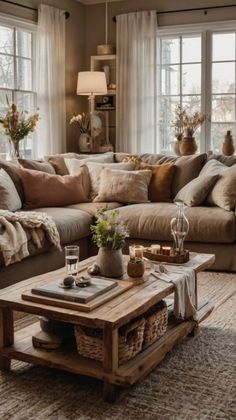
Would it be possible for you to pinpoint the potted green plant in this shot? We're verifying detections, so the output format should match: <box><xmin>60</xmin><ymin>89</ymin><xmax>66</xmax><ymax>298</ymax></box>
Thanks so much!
<box><xmin>91</xmin><ymin>208</ymin><xmax>129</xmax><ymax>278</ymax></box>
<box><xmin>0</xmin><ymin>99</ymin><xmax>39</xmax><ymax>158</ymax></box>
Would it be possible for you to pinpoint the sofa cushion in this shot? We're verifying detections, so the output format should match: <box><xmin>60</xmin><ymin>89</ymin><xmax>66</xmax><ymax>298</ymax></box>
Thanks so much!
<box><xmin>0</xmin><ymin>158</ymin><xmax>24</xmax><ymax>201</ymax></box>
<box><xmin>18</xmin><ymin>158</ymin><xmax>56</xmax><ymax>174</ymax></box>
<box><xmin>174</xmin><ymin>174</ymin><xmax>219</xmax><ymax>206</ymax></box>
<box><xmin>67</xmin><ymin>202</ymin><xmax>123</xmax><ymax>217</ymax></box>
<box><xmin>0</xmin><ymin>169</ymin><xmax>22</xmax><ymax>211</ymax></box>
<box><xmin>20</xmin><ymin>168</ymin><xmax>89</xmax><ymax>209</ymax></box>
<box><xmin>200</xmin><ymin>159</ymin><xmax>236</xmax><ymax>211</ymax></box>
<box><xmin>94</xmin><ymin>169</ymin><xmax>152</xmax><ymax>204</ymax></box>
<box><xmin>207</xmin><ymin>152</ymin><xmax>236</xmax><ymax>167</ymax></box>
<box><xmin>141</xmin><ymin>163</ymin><xmax>176</xmax><ymax>202</ymax></box>
<box><xmin>112</xmin><ymin>203</ymin><xmax>235</xmax><ymax>243</ymax></box>
<box><xmin>32</xmin><ymin>207</ymin><xmax>92</xmax><ymax>243</ymax></box>
<box><xmin>50</xmin><ymin>152</ymin><xmax>114</xmax><ymax>176</ymax></box>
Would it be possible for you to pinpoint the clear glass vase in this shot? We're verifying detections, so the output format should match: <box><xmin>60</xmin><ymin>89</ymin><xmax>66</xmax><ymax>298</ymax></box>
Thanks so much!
<box><xmin>170</xmin><ymin>201</ymin><xmax>189</xmax><ymax>255</ymax></box>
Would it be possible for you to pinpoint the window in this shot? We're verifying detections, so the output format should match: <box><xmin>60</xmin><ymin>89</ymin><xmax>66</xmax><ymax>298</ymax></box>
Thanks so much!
<box><xmin>158</xmin><ymin>23</ymin><xmax>236</xmax><ymax>153</ymax></box>
<box><xmin>0</xmin><ymin>17</ymin><xmax>36</xmax><ymax>159</ymax></box>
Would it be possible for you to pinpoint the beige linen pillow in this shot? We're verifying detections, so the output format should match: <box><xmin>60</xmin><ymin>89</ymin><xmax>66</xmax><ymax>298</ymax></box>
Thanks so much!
<box><xmin>94</xmin><ymin>169</ymin><xmax>152</xmax><ymax>203</ymax></box>
<box><xmin>174</xmin><ymin>174</ymin><xmax>219</xmax><ymax>206</ymax></box>
<box><xmin>171</xmin><ymin>153</ymin><xmax>207</xmax><ymax>197</ymax></box>
<box><xmin>48</xmin><ymin>152</ymin><xmax>114</xmax><ymax>175</ymax></box>
<box><xmin>0</xmin><ymin>158</ymin><xmax>24</xmax><ymax>201</ymax></box>
<box><xmin>18</xmin><ymin>158</ymin><xmax>56</xmax><ymax>174</ymax></box>
<box><xmin>200</xmin><ymin>159</ymin><xmax>236</xmax><ymax>211</ymax></box>
<box><xmin>0</xmin><ymin>169</ymin><xmax>22</xmax><ymax>211</ymax></box>
<box><xmin>207</xmin><ymin>152</ymin><xmax>236</xmax><ymax>167</ymax></box>
<box><xmin>86</xmin><ymin>161</ymin><xmax>136</xmax><ymax>199</ymax></box>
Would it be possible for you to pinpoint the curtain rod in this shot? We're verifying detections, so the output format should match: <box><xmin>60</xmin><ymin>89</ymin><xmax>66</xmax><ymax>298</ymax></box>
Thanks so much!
<box><xmin>113</xmin><ymin>4</ymin><xmax>236</xmax><ymax>22</ymax></box>
<box><xmin>0</xmin><ymin>0</ymin><xmax>70</xmax><ymax>19</ymax></box>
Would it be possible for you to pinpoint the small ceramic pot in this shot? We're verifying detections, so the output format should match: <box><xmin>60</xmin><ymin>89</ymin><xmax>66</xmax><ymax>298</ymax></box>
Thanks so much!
<box><xmin>179</xmin><ymin>137</ymin><xmax>198</xmax><ymax>155</ymax></box>
<box><xmin>127</xmin><ymin>259</ymin><xmax>145</xmax><ymax>278</ymax></box>
<box><xmin>222</xmin><ymin>131</ymin><xmax>235</xmax><ymax>156</ymax></box>
<box><xmin>96</xmin><ymin>248</ymin><xmax>124</xmax><ymax>278</ymax></box>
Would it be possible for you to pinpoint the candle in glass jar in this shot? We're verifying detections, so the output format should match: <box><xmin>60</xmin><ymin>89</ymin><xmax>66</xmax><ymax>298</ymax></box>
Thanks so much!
<box><xmin>150</xmin><ymin>244</ymin><xmax>161</xmax><ymax>254</ymax></box>
<box><xmin>129</xmin><ymin>245</ymin><xmax>144</xmax><ymax>260</ymax></box>
<box><xmin>162</xmin><ymin>246</ymin><xmax>171</xmax><ymax>256</ymax></box>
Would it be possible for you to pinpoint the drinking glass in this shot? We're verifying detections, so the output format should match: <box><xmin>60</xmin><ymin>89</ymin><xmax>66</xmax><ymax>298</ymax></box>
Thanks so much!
<box><xmin>129</xmin><ymin>245</ymin><xmax>144</xmax><ymax>261</ymax></box>
<box><xmin>65</xmin><ymin>245</ymin><xmax>79</xmax><ymax>276</ymax></box>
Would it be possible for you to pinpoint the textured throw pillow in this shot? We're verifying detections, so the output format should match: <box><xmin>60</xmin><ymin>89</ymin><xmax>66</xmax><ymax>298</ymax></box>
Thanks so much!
<box><xmin>174</xmin><ymin>174</ymin><xmax>219</xmax><ymax>206</ymax></box>
<box><xmin>141</xmin><ymin>163</ymin><xmax>176</xmax><ymax>202</ymax></box>
<box><xmin>47</xmin><ymin>152</ymin><xmax>114</xmax><ymax>175</ymax></box>
<box><xmin>19</xmin><ymin>168</ymin><xmax>89</xmax><ymax>209</ymax></box>
<box><xmin>200</xmin><ymin>159</ymin><xmax>236</xmax><ymax>211</ymax></box>
<box><xmin>0</xmin><ymin>169</ymin><xmax>22</xmax><ymax>211</ymax></box>
<box><xmin>207</xmin><ymin>152</ymin><xmax>236</xmax><ymax>167</ymax></box>
<box><xmin>171</xmin><ymin>153</ymin><xmax>207</xmax><ymax>197</ymax></box>
<box><xmin>94</xmin><ymin>169</ymin><xmax>153</xmax><ymax>203</ymax></box>
<box><xmin>85</xmin><ymin>161</ymin><xmax>136</xmax><ymax>199</ymax></box>
<box><xmin>0</xmin><ymin>158</ymin><xmax>24</xmax><ymax>201</ymax></box>
<box><xmin>18</xmin><ymin>158</ymin><xmax>56</xmax><ymax>174</ymax></box>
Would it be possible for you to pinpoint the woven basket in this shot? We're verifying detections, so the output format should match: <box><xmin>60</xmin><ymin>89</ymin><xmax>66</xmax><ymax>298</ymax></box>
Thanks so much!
<box><xmin>74</xmin><ymin>318</ymin><xmax>146</xmax><ymax>366</ymax></box>
<box><xmin>143</xmin><ymin>300</ymin><xmax>168</xmax><ymax>349</ymax></box>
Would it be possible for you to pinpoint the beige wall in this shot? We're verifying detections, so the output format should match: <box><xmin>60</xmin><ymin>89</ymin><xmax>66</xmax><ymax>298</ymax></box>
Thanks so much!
<box><xmin>84</xmin><ymin>0</ymin><xmax>236</xmax><ymax>67</ymax></box>
<box><xmin>0</xmin><ymin>0</ymin><xmax>86</xmax><ymax>152</ymax></box>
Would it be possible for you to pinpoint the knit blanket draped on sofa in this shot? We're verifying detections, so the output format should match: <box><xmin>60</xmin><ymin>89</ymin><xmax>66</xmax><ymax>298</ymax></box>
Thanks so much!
<box><xmin>0</xmin><ymin>210</ymin><xmax>61</xmax><ymax>266</ymax></box>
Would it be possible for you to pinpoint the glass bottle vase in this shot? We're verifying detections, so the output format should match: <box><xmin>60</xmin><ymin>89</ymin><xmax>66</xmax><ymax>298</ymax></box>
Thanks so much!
<box><xmin>170</xmin><ymin>201</ymin><xmax>189</xmax><ymax>255</ymax></box>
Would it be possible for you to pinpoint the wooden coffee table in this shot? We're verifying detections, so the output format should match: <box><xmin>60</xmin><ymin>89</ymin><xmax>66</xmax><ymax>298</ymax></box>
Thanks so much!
<box><xmin>0</xmin><ymin>253</ymin><xmax>215</xmax><ymax>402</ymax></box>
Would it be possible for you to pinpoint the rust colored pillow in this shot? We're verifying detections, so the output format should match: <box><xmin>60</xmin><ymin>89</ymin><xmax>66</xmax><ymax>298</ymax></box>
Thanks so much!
<box><xmin>141</xmin><ymin>163</ymin><xmax>176</xmax><ymax>202</ymax></box>
<box><xmin>19</xmin><ymin>168</ymin><xmax>89</xmax><ymax>209</ymax></box>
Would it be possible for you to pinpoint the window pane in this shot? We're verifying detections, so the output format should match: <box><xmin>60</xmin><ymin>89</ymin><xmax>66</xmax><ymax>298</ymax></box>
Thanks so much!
<box><xmin>182</xmin><ymin>36</ymin><xmax>201</xmax><ymax>63</ymax></box>
<box><xmin>159</xmin><ymin>124</ymin><xmax>175</xmax><ymax>152</ymax></box>
<box><xmin>0</xmin><ymin>26</ymin><xmax>13</xmax><ymax>54</ymax></box>
<box><xmin>0</xmin><ymin>89</ymin><xmax>12</xmax><ymax>111</ymax></box>
<box><xmin>182</xmin><ymin>64</ymin><xmax>201</xmax><ymax>94</ymax></box>
<box><xmin>212</xmin><ymin>33</ymin><xmax>235</xmax><ymax>62</ymax></box>
<box><xmin>212</xmin><ymin>95</ymin><xmax>235</xmax><ymax>122</ymax></box>
<box><xmin>211</xmin><ymin>123</ymin><xmax>235</xmax><ymax>153</ymax></box>
<box><xmin>0</xmin><ymin>55</ymin><xmax>14</xmax><ymax>88</ymax></box>
<box><xmin>162</xmin><ymin>65</ymin><xmax>180</xmax><ymax>95</ymax></box>
<box><xmin>160</xmin><ymin>96</ymin><xmax>180</xmax><ymax>124</ymax></box>
<box><xmin>182</xmin><ymin>95</ymin><xmax>201</xmax><ymax>112</ymax></box>
<box><xmin>162</xmin><ymin>38</ymin><xmax>180</xmax><ymax>64</ymax></box>
<box><xmin>212</xmin><ymin>62</ymin><xmax>235</xmax><ymax>93</ymax></box>
<box><xmin>16</xmin><ymin>30</ymin><xmax>32</xmax><ymax>58</ymax></box>
<box><xmin>16</xmin><ymin>58</ymin><xmax>32</xmax><ymax>90</ymax></box>
<box><xmin>15</xmin><ymin>91</ymin><xmax>34</xmax><ymax>112</ymax></box>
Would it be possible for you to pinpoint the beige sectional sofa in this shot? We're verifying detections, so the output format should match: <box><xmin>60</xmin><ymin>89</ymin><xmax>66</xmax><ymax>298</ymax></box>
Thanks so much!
<box><xmin>1</xmin><ymin>151</ymin><xmax>236</xmax><ymax>288</ymax></box>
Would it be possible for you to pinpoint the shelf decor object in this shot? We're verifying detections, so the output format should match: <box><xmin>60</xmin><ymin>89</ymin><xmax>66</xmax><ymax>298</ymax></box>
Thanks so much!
<box><xmin>76</xmin><ymin>71</ymin><xmax>107</xmax><ymax>152</ymax></box>
<box><xmin>170</xmin><ymin>201</ymin><xmax>190</xmax><ymax>256</ymax></box>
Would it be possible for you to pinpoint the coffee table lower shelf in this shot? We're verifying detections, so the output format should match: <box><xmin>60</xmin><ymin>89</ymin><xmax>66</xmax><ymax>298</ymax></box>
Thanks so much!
<box><xmin>0</xmin><ymin>300</ymin><xmax>214</xmax><ymax>402</ymax></box>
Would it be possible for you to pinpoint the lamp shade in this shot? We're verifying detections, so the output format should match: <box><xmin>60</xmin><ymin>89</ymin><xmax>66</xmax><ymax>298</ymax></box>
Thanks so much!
<box><xmin>76</xmin><ymin>71</ymin><xmax>107</xmax><ymax>96</ymax></box>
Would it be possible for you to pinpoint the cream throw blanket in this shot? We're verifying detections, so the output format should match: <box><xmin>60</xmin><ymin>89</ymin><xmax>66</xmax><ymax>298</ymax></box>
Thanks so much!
<box><xmin>155</xmin><ymin>265</ymin><xmax>197</xmax><ymax>320</ymax></box>
<box><xmin>0</xmin><ymin>210</ymin><xmax>61</xmax><ymax>266</ymax></box>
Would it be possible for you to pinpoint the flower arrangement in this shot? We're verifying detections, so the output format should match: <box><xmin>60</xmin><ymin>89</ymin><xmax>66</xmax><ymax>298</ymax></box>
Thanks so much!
<box><xmin>91</xmin><ymin>208</ymin><xmax>129</xmax><ymax>250</ymax></box>
<box><xmin>70</xmin><ymin>112</ymin><xmax>90</xmax><ymax>133</ymax></box>
<box><xmin>0</xmin><ymin>99</ymin><xmax>39</xmax><ymax>158</ymax></box>
<box><xmin>172</xmin><ymin>105</ymin><xmax>206</xmax><ymax>140</ymax></box>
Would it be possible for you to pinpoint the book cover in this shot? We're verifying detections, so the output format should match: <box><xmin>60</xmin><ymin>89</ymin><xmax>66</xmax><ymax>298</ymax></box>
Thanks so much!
<box><xmin>31</xmin><ymin>277</ymin><xmax>118</xmax><ymax>304</ymax></box>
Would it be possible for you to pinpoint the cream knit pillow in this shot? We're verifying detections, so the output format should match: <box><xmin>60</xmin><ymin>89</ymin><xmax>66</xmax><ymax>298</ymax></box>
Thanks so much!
<box><xmin>94</xmin><ymin>169</ymin><xmax>152</xmax><ymax>203</ymax></box>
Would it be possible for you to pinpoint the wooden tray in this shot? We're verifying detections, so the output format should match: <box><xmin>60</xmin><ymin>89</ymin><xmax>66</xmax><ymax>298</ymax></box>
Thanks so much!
<box><xmin>22</xmin><ymin>279</ymin><xmax>133</xmax><ymax>313</ymax></box>
<box><xmin>143</xmin><ymin>249</ymin><xmax>189</xmax><ymax>264</ymax></box>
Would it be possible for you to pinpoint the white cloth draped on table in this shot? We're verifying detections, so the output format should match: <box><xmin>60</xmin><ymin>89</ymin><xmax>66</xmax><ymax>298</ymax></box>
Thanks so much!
<box><xmin>35</xmin><ymin>4</ymin><xmax>66</xmax><ymax>157</ymax></box>
<box><xmin>116</xmin><ymin>11</ymin><xmax>159</xmax><ymax>153</ymax></box>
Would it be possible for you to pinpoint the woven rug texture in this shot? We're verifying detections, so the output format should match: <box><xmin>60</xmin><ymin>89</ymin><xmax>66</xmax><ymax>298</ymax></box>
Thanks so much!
<box><xmin>0</xmin><ymin>271</ymin><xmax>235</xmax><ymax>420</ymax></box>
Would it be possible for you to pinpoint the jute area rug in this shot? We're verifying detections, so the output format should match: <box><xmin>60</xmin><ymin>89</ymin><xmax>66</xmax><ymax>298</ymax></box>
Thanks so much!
<box><xmin>0</xmin><ymin>272</ymin><xmax>235</xmax><ymax>420</ymax></box>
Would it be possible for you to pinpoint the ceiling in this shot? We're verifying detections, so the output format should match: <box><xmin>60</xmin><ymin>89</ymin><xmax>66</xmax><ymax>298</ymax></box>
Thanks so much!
<box><xmin>79</xmin><ymin>0</ymin><xmax>126</xmax><ymax>4</ymax></box>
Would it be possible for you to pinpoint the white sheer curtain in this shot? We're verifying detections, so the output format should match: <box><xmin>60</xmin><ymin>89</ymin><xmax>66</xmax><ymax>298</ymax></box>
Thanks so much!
<box><xmin>116</xmin><ymin>11</ymin><xmax>158</xmax><ymax>153</ymax></box>
<box><xmin>35</xmin><ymin>5</ymin><xmax>66</xmax><ymax>157</ymax></box>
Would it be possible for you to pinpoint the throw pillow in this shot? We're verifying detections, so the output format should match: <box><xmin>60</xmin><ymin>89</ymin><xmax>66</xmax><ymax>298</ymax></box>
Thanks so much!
<box><xmin>85</xmin><ymin>161</ymin><xmax>136</xmax><ymax>199</ymax></box>
<box><xmin>0</xmin><ymin>158</ymin><xmax>24</xmax><ymax>201</ymax></box>
<box><xmin>46</xmin><ymin>152</ymin><xmax>114</xmax><ymax>175</ymax></box>
<box><xmin>200</xmin><ymin>159</ymin><xmax>236</xmax><ymax>211</ymax></box>
<box><xmin>174</xmin><ymin>174</ymin><xmax>219</xmax><ymax>206</ymax></box>
<box><xmin>94</xmin><ymin>169</ymin><xmax>153</xmax><ymax>203</ymax></box>
<box><xmin>140</xmin><ymin>163</ymin><xmax>176</xmax><ymax>202</ymax></box>
<box><xmin>18</xmin><ymin>158</ymin><xmax>56</xmax><ymax>174</ymax></box>
<box><xmin>207</xmin><ymin>152</ymin><xmax>236</xmax><ymax>167</ymax></box>
<box><xmin>171</xmin><ymin>153</ymin><xmax>207</xmax><ymax>197</ymax></box>
<box><xmin>19</xmin><ymin>168</ymin><xmax>89</xmax><ymax>209</ymax></box>
<box><xmin>0</xmin><ymin>169</ymin><xmax>22</xmax><ymax>211</ymax></box>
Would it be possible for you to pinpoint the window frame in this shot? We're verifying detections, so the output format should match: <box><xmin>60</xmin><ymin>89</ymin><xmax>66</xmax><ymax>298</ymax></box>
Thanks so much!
<box><xmin>0</xmin><ymin>13</ymin><xmax>37</xmax><ymax>159</ymax></box>
<box><xmin>158</xmin><ymin>20</ymin><xmax>236</xmax><ymax>153</ymax></box>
